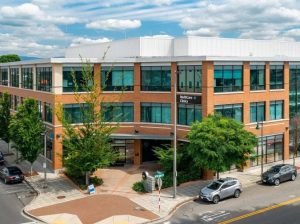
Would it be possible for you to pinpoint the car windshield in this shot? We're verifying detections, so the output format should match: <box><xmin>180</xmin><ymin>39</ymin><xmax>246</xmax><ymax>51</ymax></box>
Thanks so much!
<box><xmin>207</xmin><ymin>181</ymin><xmax>221</xmax><ymax>190</ymax></box>
<box><xmin>268</xmin><ymin>166</ymin><xmax>281</xmax><ymax>173</ymax></box>
<box><xmin>8</xmin><ymin>169</ymin><xmax>22</xmax><ymax>175</ymax></box>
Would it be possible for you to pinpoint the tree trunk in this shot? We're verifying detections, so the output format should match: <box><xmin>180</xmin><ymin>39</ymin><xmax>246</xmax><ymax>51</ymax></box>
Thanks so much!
<box><xmin>30</xmin><ymin>164</ymin><xmax>33</xmax><ymax>177</ymax></box>
<box><xmin>216</xmin><ymin>171</ymin><xmax>220</xmax><ymax>179</ymax></box>
<box><xmin>85</xmin><ymin>171</ymin><xmax>90</xmax><ymax>186</ymax></box>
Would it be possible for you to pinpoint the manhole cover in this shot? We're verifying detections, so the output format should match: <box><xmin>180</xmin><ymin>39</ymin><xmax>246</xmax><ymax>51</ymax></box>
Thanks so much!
<box><xmin>134</xmin><ymin>206</ymin><xmax>146</xmax><ymax>211</ymax></box>
<box><xmin>57</xmin><ymin>195</ymin><xmax>66</xmax><ymax>199</ymax></box>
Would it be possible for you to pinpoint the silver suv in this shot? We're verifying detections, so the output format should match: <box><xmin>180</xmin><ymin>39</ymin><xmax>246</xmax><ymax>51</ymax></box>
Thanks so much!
<box><xmin>199</xmin><ymin>177</ymin><xmax>242</xmax><ymax>204</ymax></box>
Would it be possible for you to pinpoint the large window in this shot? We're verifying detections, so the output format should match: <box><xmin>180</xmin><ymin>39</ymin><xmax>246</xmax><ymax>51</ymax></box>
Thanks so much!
<box><xmin>63</xmin><ymin>67</ymin><xmax>90</xmax><ymax>92</ymax></box>
<box><xmin>36</xmin><ymin>67</ymin><xmax>52</xmax><ymax>92</ymax></box>
<box><xmin>250</xmin><ymin>65</ymin><xmax>265</xmax><ymax>90</ymax></box>
<box><xmin>214</xmin><ymin>65</ymin><xmax>243</xmax><ymax>92</ymax></box>
<box><xmin>102</xmin><ymin>102</ymin><xmax>134</xmax><ymax>122</ymax></box>
<box><xmin>270</xmin><ymin>100</ymin><xmax>283</xmax><ymax>120</ymax></box>
<box><xmin>178</xmin><ymin>65</ymin><xmax>202</xmax><ymax>92</ymax></box>
<box><xmin>215</xmin><ymin>104</ymin><xmax>243</xmax><ymax>122</ymax></box>
<box><xmin>101</xmin><ymin>66</ymin><xmax>134</xmax><ymax>91</ymax></box>
<box><xmin>21</xmin><ymin>67</ymin><xmax>33</xmax><ymax>89</ymax></box>
<box><xmin>141</xmin><ymin>66</ymin><xmax>171</xmax><ymax>91</ymax></box>
<box><xmin>178</xmin><ymin>104</ymin><xmax>202</xmax><ymax>125</ymax></box>
<box><xmin>141</xmin><ymin>103</ymin><xmax>171</xmax><ymax>124</ymax></box>
<box><xmin>251</xmin><ymin>134</ymin><xmax>283</xmax><ymax>166</ymax></box>
<box><xmin>250</xmin><ymin>102</ymin><xmax>265</xmax><ymax>122</ymax></box>
<box><xmin>0</xmin><ymin>68</ymin><xmax>8</xmax><ymax>86</ymax></box>
<box><xmin>45</xmin><ymin>103</ymin><xmax>53</xmax><ymax>123</ymax></box>
<box><xmin>270</xmin><ymin>65</ymin><xmax>284</xmax><ymax>89</ymax></box>
<box><xmin>289</xmin><ymin>65</ymin><xmax>300</xmax><ymax>118</ymax></box>
<box><xmin>63</xmin><ymin>104</ymin><xmax>89</xmax><ymax>124</ymax></box>
<box><xmin>10</xmin><ymin>68</ymin><xmax>19</xmax><ymax>87</ymax></box>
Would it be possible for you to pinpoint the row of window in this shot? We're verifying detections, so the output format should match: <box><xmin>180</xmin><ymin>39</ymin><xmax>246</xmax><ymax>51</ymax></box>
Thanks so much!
<box><xmin>0</xmin><ymin>65</ymin><xmax>292</xmax><ymax>93</ymax></box>
<box><xmin>0</xmin><ymin>67</ymin><xmax>52</xmax><ymax>92</ymax></box>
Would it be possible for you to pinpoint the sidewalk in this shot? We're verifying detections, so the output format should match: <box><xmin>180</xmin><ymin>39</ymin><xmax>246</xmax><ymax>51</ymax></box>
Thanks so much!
<box><xmin>1</xmin><ymin>138</ymin><xmax>299</xmax><ymax>224</ymax></box>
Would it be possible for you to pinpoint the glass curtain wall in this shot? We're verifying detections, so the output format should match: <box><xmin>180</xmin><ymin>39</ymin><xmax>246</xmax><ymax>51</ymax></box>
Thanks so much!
<box><xmin>215</xmin><ymin>104</ymin><xmax>243</xmax><ymax>122</ymax></box>
<box><xmin>21</xmin><ymin>67</ymin><xmax>33</xmax><ymax>89</ymax></box>
<box><xmin>250</xmin><ymin>65</ymin><xmax>265</xmax><ymax>90</ymax></box>
<box><xmin>270</xmin><ymin>100</ymin><xmax>283</xmax><ymax>120</ymax></box>
<box><xmin>0</xmin><ymin>68</ymin><xmax>8</xmax><ymax>86</ymax></box>
<box><xmin>214</xmin><ymin>65</ymin><xmax>243</xmax><ymax>92</ymax></box>
<box><xmin>141</xmin><ymin>66</ymin><xmax>171</xmax><ymax>91</ymax></box>
<box><xmin>178</xmin><ymin>65</ymin><xmax>202</xmax><ymax>92</ymax></box>
<box><xmin>270</xmin><ymin>65</ymin><xmax>284</xmax><ymax>89</ymax></box>
<box><xmin>141</xmin><ymin>103</ymin><xmax>171</xmax><ymax>123</ymax></box>
<box><xmin>102</xmin><ymin>103</ymin><xmax>134</xmax><ymax>122</ymax></box>
<box><xmin>36</xmin><ymin>67</ymin><xmax>52</xmax><ymax>92</ymax></box>
<box><xmin>63</xmin><ymin>67</ymin><xmax>90</xmax><ymax>92</ymax></box>
<box><xmin>101</xmin><ymin>66</ymin><xmax>134</xmax><ymax>91</ymax></box>
<box><xmin>250</xmin><ymin>102</ymin><xmax>265</xmax><ymax>122</ymax></box>
<box><xmin>178</xmin><ymin>104</ymin><xmax>202</xmax><ymax>125</ymax></box>
<box><xmin>10</xmin><ymin>68</ymin><xmax>19</xmax><ymax>87</ymax></box>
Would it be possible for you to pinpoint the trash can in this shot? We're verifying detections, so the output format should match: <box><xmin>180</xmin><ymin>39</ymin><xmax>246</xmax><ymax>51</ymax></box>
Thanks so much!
<box><xmin>142</xmin><ymin>171</ymin><xmax>155</xmax><ymax>193</ymax></box>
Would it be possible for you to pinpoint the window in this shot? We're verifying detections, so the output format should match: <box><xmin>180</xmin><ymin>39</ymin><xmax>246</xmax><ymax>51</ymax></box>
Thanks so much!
<box><xmin>289</xmin><ymin>65</ymin><xmax>300</xmax><ymax>118</ymax></box>
<box><xmin>10</xmin><ymin>68</ymin><xmax>19</xmax><ymax>87</ymax></box>
<box><xmin>270</xmin><ymin>65</ymin><xmax>284</xmax><ymax>89</ymax></box>
<box><xmin>21</xmin><ymin>67</ymin><xmax>33</xmax><ymax>89</ymax></box>
<box><xmin>270</xmin><ymin>100</ymin><xmax>283</xmax><ymax>120</ymax></box>
<box><xmin>250</xmin><ymin>102</ymin><xmax>265</xmax><ymax>122</ymax></box>
<box><xmin>63</xmin><ymin>104</ymin><xmax>89</xmax><ymax>124</ymax></box>
<box><xmin>178</xmin><ymin>65</ymin><xmax>202</xmax><ymax>92</ymax></box>
<box><xmin>45</xmin><ymin>103</ymin><xmax>53</xmax><ymax>123</ymax></box>
<box><xmin>0</xmin><ymin>68</ymin><xmax>8</xmax><ymax>86</ymax></box>
<box><xmin>63</xmin><ymin>67</ymin><xmax>92</xmax><ymax>92</ymax></box>
<box><xmin>251</xmin><ymin>134</ymin><xmax>283</xmax><ymax>167</ymax></box>
<box><xmin>215</xmin><ymin>104</ymin><xmax>243</xmax><ymax>122</ymax></box>
<box><xmin>102</xmin><ymin>103</ymin><xmax>134</xmax><ymax>122</ymax></box>
<box><xmin>250</xmin><ymin>65</ymin><xmax>265</xmax><ymax>90</ymax></box>
<box><xmin>141</xmin><ymin>66</ymin><xmax>171</xmax><ymax>91</ymax></box>
<box><xmin>141</xmin><ymin>103</ymin><xmax>171</xmax><ymax>123</ymax></box>
<box><xmin>178</xmin><ymin>104</ymin><xmax>202</xmax><ymax>125</ymax></box>
<box><xmin>36</xmin><ymin>67</ymin><xmax>52</xmax><ymax>92</ymax></box>
<box><xmin>14</xmin><ymin>96</ymin><xmax>20</xmax><ymax>110</ymax></box>
<box><xmin>101</xmin><ymin>66</ymin><xmax>134</xmax><ymax>91</ymax></box>
<box><xmin>214</xmin><ymin>65</ymin><xmax>243</xmax><ymax>92</ymax></box>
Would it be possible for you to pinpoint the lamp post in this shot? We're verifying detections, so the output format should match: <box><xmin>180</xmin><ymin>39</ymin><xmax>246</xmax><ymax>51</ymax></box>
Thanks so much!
<box><xmin>41</xmin><ymin>130</ymin><xmax>47</xmax><ymax>188</ymax></box>
<box><xmin>173</xmin><ymin>69</ymin><xmax>177</xmax><ymax>199</ymax></box>
<box><xmin>256</xmin><ymin>121</ymin><xmax>264</xmax><ymax>180</ymax></box>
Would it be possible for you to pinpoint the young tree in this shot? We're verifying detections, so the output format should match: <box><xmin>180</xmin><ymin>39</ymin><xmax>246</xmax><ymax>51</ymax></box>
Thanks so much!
<box><xmin>9</xmin><ymin>98</ymin><xmax>45</xmax><ymax>175</ymax></box>
<box><xmin>57</xmin><ymin>61</ymin><xmax>118</xmax><ymax>186</ymax></box>
<box><xmin>187</xmin><ymin>113</ymin><xmax>258</xmax><ymax>179</ymax></box>
<box><xmin>290</xmin><ymin>113</ymin><xmax>300</xmax><ymax>166</ymax></box>
<box><xmin>0</xmin><ymin>54</ymin><xmax>21</xmax><ymax>63</ymax></box>
<box><xmin>0</xmin><ymin>92</ymin><xmax>11</xmax><ymax>153</ymax></box>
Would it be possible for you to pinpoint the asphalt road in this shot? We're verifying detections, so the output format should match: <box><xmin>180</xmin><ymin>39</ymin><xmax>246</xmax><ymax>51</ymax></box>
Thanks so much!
<box><xmin>0</xmin><ymin>166</ymin><xmax>35</xmax><ymax>224</ymax></box>
<box><xmin>161</xmin><ymin>177</ymin><xmax>300</xmax><ymax>224</ymax></box>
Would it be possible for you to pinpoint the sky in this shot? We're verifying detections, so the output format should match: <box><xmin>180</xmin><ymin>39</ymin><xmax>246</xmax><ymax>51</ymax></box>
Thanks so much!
<box><xmin>1</xmin><ymin>0</ymin><xmax>300</xmax><ymax>58</ymax></box>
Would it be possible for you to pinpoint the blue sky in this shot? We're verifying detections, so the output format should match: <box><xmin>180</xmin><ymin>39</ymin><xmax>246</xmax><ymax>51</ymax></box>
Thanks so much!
<box><xmin>1</xmin><ymin>0</ymin><xmax>300</xmax><ymax>57</ymax></box>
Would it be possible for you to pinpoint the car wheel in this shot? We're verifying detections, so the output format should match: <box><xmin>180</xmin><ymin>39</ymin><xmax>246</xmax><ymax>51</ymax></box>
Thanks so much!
<box><xmin>274</xmin><ymin>179</ymin><xmax>280</xmax><ymax>186</ymax></box>
<box><xmin>291</xmin><ymin>174</ymin><xmax>296</xmax><ymax>181</ymax></box>
<box><xmin>234</xmin><ymin>190</ymin><xmax>241</xmax><ymax>198</ymax></box>
<box><xmin>212</xmin><ymin>195</ymin><xmax>220</xmax><ymax>204</ymax></box>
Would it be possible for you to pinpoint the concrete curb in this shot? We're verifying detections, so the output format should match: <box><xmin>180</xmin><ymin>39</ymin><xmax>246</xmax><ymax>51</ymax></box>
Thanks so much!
<box><xmin>22</xmin><ymin>178</ymin><xmax>47</xmax><ymax>224</ymax></box>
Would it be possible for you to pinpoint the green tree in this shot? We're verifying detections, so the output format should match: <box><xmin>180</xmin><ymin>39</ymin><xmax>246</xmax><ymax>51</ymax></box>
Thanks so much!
<box><xmin>0</xmin><ymin>92</ymin><xmax>11</xmax><ymax>152</ymax></box>
<box><xmin>0</xmin><ymin>54</ymin><xmax>21</xmax><ymax>63</ymax></box>
<box><xmin>9</xmin><ymin>98</ymin><xmax>45</xmax><ymax>175</ymax></box>
<box><xmin>187</xmin><ymin>113</ymin><xmax>258</xmax><ymax>179</ymax></box>
<box><xmin>57</xmin><ymin>61</ymin><xmax>118</xmax><ymax>186</ymax></box>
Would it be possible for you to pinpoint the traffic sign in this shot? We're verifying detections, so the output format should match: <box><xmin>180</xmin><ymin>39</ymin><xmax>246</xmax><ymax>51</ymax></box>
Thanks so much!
<box><xmin>154</xmin><ymin>171</ymin><xmax>164</xmax><ymax>178</ymax></box>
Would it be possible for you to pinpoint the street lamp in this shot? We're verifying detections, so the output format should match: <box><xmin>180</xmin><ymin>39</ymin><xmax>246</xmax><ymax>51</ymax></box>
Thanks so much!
<box><xmin>173</xmin><ymin>69</ymin><xmax>177</xmax><ymax>199</ymax></box>
<box><xmin>41</xmin><ymin>129</ymin><xmax>47</xmax><ymax>188</ymax></box>
<box><xmin>256</xmin><ymin>121</ymin><xmax>264</xmax><ymax>180</ymax></box>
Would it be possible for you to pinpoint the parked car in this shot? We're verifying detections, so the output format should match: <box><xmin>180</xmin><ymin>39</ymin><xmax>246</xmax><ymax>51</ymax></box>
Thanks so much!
<box><xmin>0</xmin><ymin>152</ymin><xmax>4</xmax><ymax>165</ymax></box>
<box><xmin>262</xmin><ymin>164</ymin><xmax>297</xmax><ymax>186</ymax></box>
<box><xmin>199</xmin><ymin>177</ymin><xmax>243</xmax><ymax>204</ymax></box>
<box><xmin>0</xmin><ymin>166</ymin><xmax>24</xmax><ymax>184</ymax></box>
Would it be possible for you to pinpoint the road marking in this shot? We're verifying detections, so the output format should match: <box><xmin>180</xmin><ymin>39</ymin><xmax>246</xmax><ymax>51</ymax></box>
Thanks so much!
<box><xmin>218</xmin><ymin>196</ymin><xmax>300</xmax><ymax>224</ymax></box>
<box><xmin>201</xmin><ymin>211</ymin><xmax>231</xmax><ymax>222</ymax></box>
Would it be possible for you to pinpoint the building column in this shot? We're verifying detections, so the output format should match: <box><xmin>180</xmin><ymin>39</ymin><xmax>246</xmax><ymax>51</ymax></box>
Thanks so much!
<box><xmin>18</xmin><ymin>66</ymin><xmax>21</xmax><ymax>88</ymax></box>
<box><xmin>33</xmin><ymin>65</ymin><xmax>36</xmax><ymax>91</ymax></box>
<box><xmin>284</xmin><ymin>61</ymin><xmax>290</xmax><ymax>160</ymax></box>
<box><xmin>243</xmin><ymin>62</ymin><xmax>250</xmax><ymax>124</ymax></box>
<box><xmin>7</xmin><ymin>67</ymin><xmax>10</xmax><ymax>87</ymax></box>
<box><xmin>202</xmin><ymin>61</ymin><xmax>214</xmax><ymax>117</ymax></box>
<box><xmin>134</xmin><ymin>63</ymin><xmax>141</xmax><ymax>125</ymax></box>
<box><xmin>52</xmin><ymin>64</ymin><xmax>62</xmax><ymax>94</ymax></box>
<box><xmin>53</xmin><ymin>127</ymin><xmax>63</xmax><ymax>170</ymax></box>
<box><xmin>134</xmin><ymin>139</ymin><xmax>142</xmax><ymax>165</ymax></box>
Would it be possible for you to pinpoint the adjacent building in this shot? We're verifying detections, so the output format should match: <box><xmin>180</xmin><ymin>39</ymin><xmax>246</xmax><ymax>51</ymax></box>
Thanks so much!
<box><xmin>0</xmin><ymin>36</ymin><xmax>299</xmax><ymax>170</ymax></box>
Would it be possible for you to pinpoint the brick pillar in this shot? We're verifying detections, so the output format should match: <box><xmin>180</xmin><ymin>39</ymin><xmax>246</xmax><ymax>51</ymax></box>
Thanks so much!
<box><xmin>243</xmin><ymin>62</ymin><xmax>250</xmax><ymax>124</ymax></box>
<box><xmin>202</xmin><ymin>61</ymin><xmax>214</xmax><ymax>117</ymax></box>
<box><xmin>53</xmin><ymin>127</ymin><xmax>63</xmax><ymax>170</ymax></box>
<box><xmin>171</xmin><ymin>62</ymin><xmax>177</xmax><ymax>124</ymax></box>
<box><xmin>134</xmin><ymin>139</ymin><xmax>142</xmax><ymax>165</ymax></box>
<box><xmin>265</xmin><ymin>62</ymin><xmax>270</xmax><ymax>92</ymax></box>
<box><xmin>134</xmin><ymin>63</ymin><xmax>141</xmax><ymax>124</ymax></box>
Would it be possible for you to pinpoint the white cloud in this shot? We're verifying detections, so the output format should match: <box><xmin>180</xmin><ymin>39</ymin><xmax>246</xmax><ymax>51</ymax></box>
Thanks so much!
<box><xmin>70</xmin><ymin>37</ymin><xmax>112</xmax><ymax>47</ymax></box>
<box><xmin>186</xmin><ymin>28</ymin><xmax>219</xmax><ymax>37</ymax></box>
<box><xmin>86</xmin><ymin>19</ymin><xmax>141</xmax><ymax>30</ymax></box>
<box><xmin>142</xmin><ymin>34</ymin><xmax>173</xmax><ymax>38</ymax></box>
<box><xmin>145</xmin><ymin>0</ymin><xmax>174</xmax><ymax>6</ymax></box>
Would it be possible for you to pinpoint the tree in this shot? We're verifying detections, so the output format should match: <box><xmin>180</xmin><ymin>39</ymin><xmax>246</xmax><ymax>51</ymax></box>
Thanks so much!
<box><xmin>56</xmin><ymin>61</ymin><xmax>118</xmax><ymax>186</ymax></box>
<box><xmin>0</xmin><ymin>54</ymin><xmax>21</xmax><ymax>63</ymax></box>
<box><xmin>187</xmin><ymin>113</ymin><xmax>258</xmax><ymax>179</ymax></box>
<box><xmin>9</xmin><ymin>98</ymin><xmax>45</xmax><ymax>175</ymax></box>
<box><xmin>0</xmin><ymin>92</ymin><xmax>11</xmax><ymax>152</ymax></box>
<box><xmin>290</xmin><ymin>113</ymin><xmax>300</xmax><ymax>166</ymax></box>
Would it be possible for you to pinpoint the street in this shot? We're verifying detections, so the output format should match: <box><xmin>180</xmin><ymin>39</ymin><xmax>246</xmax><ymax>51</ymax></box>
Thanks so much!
<box><xmin>161</xmin><ymin>177</ymin><xmax>300</xmax><ymax>224</ymax></box>
<box><xmin>0</xmin><ymin>166</ymin><xmax>35</xmax><ymax>224</ymax></box>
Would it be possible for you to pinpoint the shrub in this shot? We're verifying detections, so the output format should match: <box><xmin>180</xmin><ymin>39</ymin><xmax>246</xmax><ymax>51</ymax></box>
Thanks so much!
<box><xmin>90</xmin><ymin>176</ymin><xmax>103</xmax><ymax>186</ymax></box>
<box><xmin>132</xmin><ymin>181</ymin><xmax>146</xmax><ymax>193</ymax></box>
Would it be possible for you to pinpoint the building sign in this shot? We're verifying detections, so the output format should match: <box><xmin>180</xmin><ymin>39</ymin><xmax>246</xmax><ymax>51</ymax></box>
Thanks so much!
<box><xmin>177</xmin><ymin>95</ymin><xmax>201</xmax><ymax>104</ymax></box>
